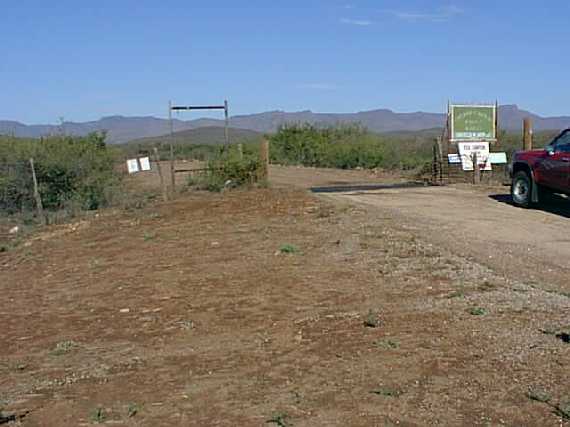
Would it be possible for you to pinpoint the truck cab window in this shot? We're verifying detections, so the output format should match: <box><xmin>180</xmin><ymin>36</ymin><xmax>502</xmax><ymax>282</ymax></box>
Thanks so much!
<box><xmin>554</xmin><ymin>132</ymin><xmax>570</xmax><ymax>153</ymax></box>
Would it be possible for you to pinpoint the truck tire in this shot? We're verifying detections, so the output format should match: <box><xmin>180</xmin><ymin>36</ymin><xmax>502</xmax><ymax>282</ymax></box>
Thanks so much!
<box><xmin>511</xmin><ymin>171</ymin><xmax>533</xmax><ymax>208</ymax></box>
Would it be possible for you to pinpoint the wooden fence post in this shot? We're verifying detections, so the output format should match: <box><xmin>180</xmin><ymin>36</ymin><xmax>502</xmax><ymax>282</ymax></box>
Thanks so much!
<box><xmin>435</xmin><ymin>137</ymin><xmax>444</xmax><ymax>184</ymax></box>
<box><xmin>523</xmin><ymin>117</ymin><xmax>533</xmax><ymax>151</ymax></box>
<box><xmin>169</xmin><ymin>144</ymin><xmax>176</xmax><ymax>195</ymax></box>
<box><xmin>153</xmin><ymin>147</ymin><xmax>169</xmax><ymax>202</ymax></box>
<box><xmin>29</xmin><ymin>158</ymin><xmax>46</xmax><ymax>224</ymax></box>
<box><xmin>168</xmin><ymin>100</ymin><xmax>176</xmax><ymax>195</ymax></box>
<box><xmin>472</xmin><ymin>152</ymin><xmax>481</xmax><ymax>185</ymax></box>
<box><xmin>259</xmin><ymin>139</ymin><xmax>269</xmax><ymax>183</ymax></box>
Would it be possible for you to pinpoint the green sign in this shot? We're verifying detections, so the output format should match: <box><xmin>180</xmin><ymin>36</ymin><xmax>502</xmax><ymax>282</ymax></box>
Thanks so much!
<box><xmin>451</xmin><ymin>105</ymin><xmax>496</xmax><ymax>141</ymax></box>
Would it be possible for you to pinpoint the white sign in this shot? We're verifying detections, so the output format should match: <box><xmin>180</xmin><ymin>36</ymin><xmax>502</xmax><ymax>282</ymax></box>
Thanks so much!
<box><xmin>489</xmin><ymin>152</ymin><xmax>507</xmax><ymax>164</ymax></box>
<box><xmin>127</xmin><ymin>157</ymin><xmax>152</xmax><ymax>174</ymax></box>
<box><xmin>127</xmin><ymin>159</ymin><xmax>140</xmax><ymax>174</ymax></box>
<box><xmin>448</xmin><ymin>154</ymin><xmax>461</xmax><ymax>164</ymax></box>
<box><xmin>139</xmin><ymin>157</ymin><xmax>151</xmax><ymax>171</ymax></box>
<box><xmin>449</xmin><ymin>152</ymin><xmax>507</xmax><ymax>166</ymax></box>
<box><xmin>457</xmin><ymin>142</ymin><xmax>492</xmax><ymax>171</ymax></box>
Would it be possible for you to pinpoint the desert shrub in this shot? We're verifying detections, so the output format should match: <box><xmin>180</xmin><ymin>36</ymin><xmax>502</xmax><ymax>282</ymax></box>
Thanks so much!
<box><xmin>208</xmin><ymin>157</ymin><xmax>260</xmax><ymax>189</ymax></box>
<box><xmin>188</xmin><ymin>147</ymin><xmax>261</xmax><ymax>192</ymax></box>
<box><xmin>0</xmin><ymin>133</ymin><xmax>122</xmax><ymax>215</ymax></box>
<box><xmin>269</xmin><ymin>123</ymin><xmax>433</xmax><ymax>171</ymax></box>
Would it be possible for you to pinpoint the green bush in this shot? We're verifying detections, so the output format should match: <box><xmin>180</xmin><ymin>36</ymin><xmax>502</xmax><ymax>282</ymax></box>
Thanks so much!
<box><xmin>0</xmin><ymin>133</ymin><xmax>122</xmax><ymax>215</ymax></box>
<box><xmin>269</xmin><ymin>123</ymin><xmax>433</xmax><ymax>171</ymax></box>
<box><xmin>188</xmin><ymin>147</ymin><xmax>262</xmax><ymax>192</ymax></box>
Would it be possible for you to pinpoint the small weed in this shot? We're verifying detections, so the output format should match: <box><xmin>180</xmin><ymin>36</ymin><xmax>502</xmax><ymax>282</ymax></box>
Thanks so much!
<box><xmin>555</xmin><ymin>399</ymin><xmax>570</xmax><ymax>420</ymax></box>
<box><xmin>51</xmin><ymin>340</ymin><xmax>77</xmax><ymax>356</ymax></box>
<box><xmin>291</xmin><ymin>390</ymin><xmax>303</xmax><ymax>405</ymax></box>
<box><xmin>279</xmin><ymin>244</ymin><xmax>300</xmax><ymax>254</ymax></box>
<box><xmin>527</xmin><ymin>389</ymin><xmax>570</xmax><ymax>420</ymax></box>
<box><xmin>88</xmin><ymin>258</ymin><xmax>102</xmax><ymax>270</ymax></box>
<box><xmin>552</xmin><ymin>326</ymin><xmax>570</xmax><ymax>341</ymax></box>
<box><xmin>370</xmin><ymin>387</ymin><xmax>401</xmax><ymax>397</ymax></box>
<box><xmin>179</xmin><ymin>320</ymin><xmax>195</xmax><ymax>330</ymax></box>
<box><xmin>544</xmin><ymin>288</ymin><xmax>570</xmax><ymax>299</ymax></box>
<box><xmin>527</xmin><ymin>388</ymin><xmax>551</xmax><ymax>403</ymax></box>
<box><xmin>446</xmin><ymin>291</ymin><xmax>465</xmax><ymax>299</ymax></box>
<box><xmin>121</xmin><ymin>190</ymin><xmax>157</xmax><ymax>211</ymax></box>
<box><xmin>127</xmin><ymin>403</ymin><xmax>139</xmax><ymax>418</ymax></box>
<box><xmin>0</xmin><ymin>410</ymin><xmax>16</xmax><ymax>424</ymax></box>
<box><xmin>89</xmin><ymin>407</ymin><xmax>105</xmax><ymax>424</ymax></box>
<box><xmin>478</xmin><ymin>281</ymin><xmax>497</xmax><ymax>292</ymax></box>
<box><xmin>540</xmin><ymin>326</ymin><xmax>570</xmax><ymax>343</ymax></box>
<box><xmin>143</xmin><ymin>232</ymin><xmax>155</xmax><ymax>242</ymax></box>
<box><xmin>267</xmin><ymin>412</ymin><xmax>291</xmax><ymax>427</ymax></box>
<box><xmin>373</xmin><ymin>339</ymin><xmax>399</xmax><ymax>349</ymax></box>
<box><xmin>317</xmin><ymin>207</ymin><xmax>332</xmax><ymax>218</ymax></box>
<box><xmin>540</xmin><ymin>327</ymin><xmax>558</xmax><ymax>336</ymax></box>
<box><xmin>469</xmin><ymin>307</ymin><xmax>487</xmax><ymax>316</ymax></box>
<box><xmin>364</xmin><ymin>309</ymin><xmax>381</xmax><ymax>328</ymax></box>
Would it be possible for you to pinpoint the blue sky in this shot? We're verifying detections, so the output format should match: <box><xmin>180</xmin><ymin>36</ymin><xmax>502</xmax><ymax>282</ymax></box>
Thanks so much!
<box><xmin>1</xmin><ymin>1</ymin><xmax>569</xmax><ymax>123</ymax></box>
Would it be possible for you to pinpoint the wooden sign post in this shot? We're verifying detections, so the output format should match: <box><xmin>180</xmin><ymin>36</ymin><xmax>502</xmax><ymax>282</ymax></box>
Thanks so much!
<box><xmin>29</xmin><ymin>158</ymin><xmax>46</xmax><ymax>224</ymax></box>
<box><xmin>153</xmin><ymin>147</ymin><xmax>169</xmax><ymax>202</ymax></box>
<box><xmin>259</xmin><ymin>139</ymin><xmax>269</xmax><ymax>183</ymax></box>
<box><xmin>523</xmin><ymin>118</ymin><xmax>533</xmax><ymax>151</ymax></box>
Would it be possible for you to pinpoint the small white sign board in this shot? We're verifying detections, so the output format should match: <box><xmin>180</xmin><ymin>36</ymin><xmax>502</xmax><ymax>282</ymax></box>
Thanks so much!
<box><xmin>448</xmin><ymin>154</ymin><xmax>461</xmax><ymax>164</ymax></box>
<box><xmin>449</xmin><ymin>152</ymin><xmax>507</xmax><ymax>166</ymax></box>
<box><xmin>127</xmin><ymin>157</ymin><xmax>152</xmax><ymax>174</ymax></box>
<box><xmin>489</xmin><ymin>152</ymin><xmax>507</xmax><ymax>164</ymax></box>
<box><xmin>139</xmin><ymin>157</ymin><xmax>151</xmax><ymax>171</ymax></box>
<box><xmin>458</xmin><ymin>142</ymin><xmax>492</xmax><ymax>171</ymax></box>
<box><xmin>127</xmin><ymin>159</ymin><xmax>140</xmax><ymax>174</ymax></box>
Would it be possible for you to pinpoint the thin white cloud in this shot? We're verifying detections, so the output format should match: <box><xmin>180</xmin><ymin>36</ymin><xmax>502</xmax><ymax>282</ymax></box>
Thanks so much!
<box><xmin>297</xmin><ymin>83</ymin><xmax>339</xmax><ymax>91</ymax></box>
<box><xmin>340</xmin><ymin>17</ymin><xmax>372</xmax><ymax>26</ymax></box>
<box><xmin>389</xmin><ymin>5</ymin><xmax>463</xmax><ymax>23</ymax></box>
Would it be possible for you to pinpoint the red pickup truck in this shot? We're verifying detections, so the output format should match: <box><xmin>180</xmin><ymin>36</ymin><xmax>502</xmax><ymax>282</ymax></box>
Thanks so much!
<box><xmin>510</xmin><ymin>129</ymin><xmax>570</xmax><ymax>207</ymax></box>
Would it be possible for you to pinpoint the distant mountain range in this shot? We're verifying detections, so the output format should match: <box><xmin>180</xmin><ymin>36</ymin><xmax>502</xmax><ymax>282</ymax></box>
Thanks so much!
<box><xmin>2</xmin><ymin>105</ymin><xmax>570</xmax><ymax>144</ymax></box>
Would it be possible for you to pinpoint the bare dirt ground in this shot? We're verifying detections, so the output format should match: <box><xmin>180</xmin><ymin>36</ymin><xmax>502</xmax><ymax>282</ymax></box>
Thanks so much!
<box><xmin>1</xmin><ymin>165</ymin><xmax>570</xmax><ymax>426</ymax></box>
<box><xmin>272</xmin><ymin>165</ymin><xmax>570</xmax><ymax>293</ymax></box>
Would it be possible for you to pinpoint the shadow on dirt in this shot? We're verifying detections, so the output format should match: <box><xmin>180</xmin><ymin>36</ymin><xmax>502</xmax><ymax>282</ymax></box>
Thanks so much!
<box><xmin>489</xmin><ymin>193</ymin><xmax>570</xmax><ymax>219</ymax></box>
<box><xmin>310</xmin><ymin>182</ymin><xmax>428</xmax><ymax>194</ymax></box>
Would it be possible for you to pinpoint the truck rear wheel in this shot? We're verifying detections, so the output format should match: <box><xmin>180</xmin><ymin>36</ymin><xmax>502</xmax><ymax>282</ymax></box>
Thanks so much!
<box><xmin>511</xmin><ymin>171</ymin><xmax>533</xmax><ymax>208</ymax></box>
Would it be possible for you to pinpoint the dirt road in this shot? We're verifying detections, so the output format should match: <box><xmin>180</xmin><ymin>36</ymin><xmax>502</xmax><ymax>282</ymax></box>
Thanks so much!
<box><xmin>271</xmin><ymin>165</ymin><xmax>570</xmax><ymax>293</ymax></box>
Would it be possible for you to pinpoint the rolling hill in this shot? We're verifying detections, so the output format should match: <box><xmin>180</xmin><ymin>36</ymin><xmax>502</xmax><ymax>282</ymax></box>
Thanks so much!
<box><xmin>126</xmin><ymin>126</ymin><xmax>263</xmax><ymax>146</ymax></box>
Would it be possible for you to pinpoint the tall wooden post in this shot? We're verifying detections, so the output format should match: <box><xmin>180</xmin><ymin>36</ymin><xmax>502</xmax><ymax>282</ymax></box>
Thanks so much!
<box><xmin>259</xmin><ymin>139</ymin><xmax>269</xmax><ymax>183</ymax></box>
<box><xmin>153</xmin><ymin>147</ymin><xmax>168</xmax><ymax>202</ymax></box>
<box><xmin>435</xmin><ymin>137</ymin><xmax>444</xmax><ymax>184</ymax></box>
<box><xmin>523</xmin><ymin>118</ymin><xmax>533</xmax><ymax>151</ymax></box>
<box><xmin>168</xmin><ymin>100</ymin><xmax>176</xmax><ymax>194</ymax></box>
<box><xmin>29</xmin><ymin>158</ymin><xmax>46</xmax><ymax>224</ymax></box>
<box><xmin>472</xmin><ymin>152</ymin><xmax>481</xmax><ymax>185</ymax></box>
